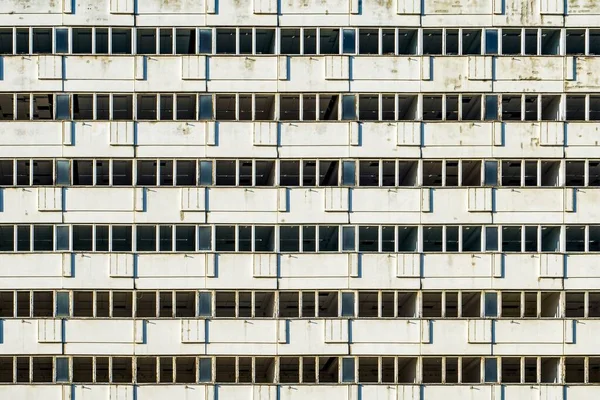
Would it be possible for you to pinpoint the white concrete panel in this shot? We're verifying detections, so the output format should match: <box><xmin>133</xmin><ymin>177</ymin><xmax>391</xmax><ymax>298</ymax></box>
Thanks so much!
<box><xmin>423</xmin><ymin>254</ymin><xmax>496</xmax><ymax>278</ymax></box>
<box><xmin>351</xmin><ymin>319</ymin><xmax>425</xmax><ymax>344</ymax></box>
<box><xmin>350</xmin><ymin>254</ymin><xmax>421</xmax><ymax>290</ymax></box>
<box><xmin>278</xmin><ymin>57</ymin><xmax>349</xmax><ymax>93</ymax></box>
<box><xmin>0</xmin><ymin>319</ymin><xmax>62</xmax><ymax>355</ymax></box>
<box><xmin>0</xmin><ymin>189</ymin><xmax>62</xmax><ymax>223</ymax></box>
<box><xmin>137</xmin><ymin>0</ymin><xmax>208</xmax><ymax>13</ymax></box>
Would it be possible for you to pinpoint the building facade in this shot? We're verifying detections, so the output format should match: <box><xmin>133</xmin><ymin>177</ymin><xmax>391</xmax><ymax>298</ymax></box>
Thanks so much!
<box><xmin>0</xmin><ymin>0</ymin><xmax>598</xmax><ymax>398</ymax></box>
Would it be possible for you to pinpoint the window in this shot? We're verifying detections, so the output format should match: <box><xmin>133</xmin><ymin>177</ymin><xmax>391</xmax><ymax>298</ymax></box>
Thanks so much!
<box><xmin>342</xmin><ymin>29</ymin><xmax>356</xmax><ymax>54</ymax></box>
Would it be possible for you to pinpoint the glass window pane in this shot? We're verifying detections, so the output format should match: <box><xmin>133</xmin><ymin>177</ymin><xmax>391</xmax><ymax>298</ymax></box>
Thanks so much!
<box><xmin>55</xmin><ymin>29</ymin><xmax>68</xmax><ymax>53</ymax></box>
<box><xmin>55</xmin><ymin>95</ymin><xmax>70</xmax><ymax>120</ymax></box>
<box><xmin>341</xmin><ymin>95</ymin><xmax>356</xmax><ymax>120</ymax></box>
<box><xmin>342</xmin><ymin>358</ymin><xmax>355</xmax><ymax>383</ymax></box>
<box><xmin>342</xmin><ymin>161</ymin><xmax>356</xmax><ymax>186</ymax></box>
<box><xmin>56</xmin><ymin>292</ymin><xmax>70</xmax><ymax>317</ymax></box>
<box><xmin>342</xmin><ymin>29</ymin><xmax>356</xmax><ymax>54</ymax></box>
<box><xmin>199</xmin><ymin>358</ymin><xmax>212</xmax><ymax>382</ymax></box>
<box><xmin>199</xmin><ymin>95</ymin><xmax>213</xmax><ymax>120</ymax></box>
<box><xmin>136</xmin><ymin>226</ymin><xmax>156</xmax><ymax>251</ymax></box>
<box><xmin>485</xmin><ymin>29</ymin><xmax>498</xmax><ymax>54</ymax></box>
<box><xmin>485</xmin><ymin>227</ymin><xmax>498</xmax><ymax>251</ymax></box>
<box><xmin>55</xmin><ymin>357</ymin><xmax>70</xmax><ymax>382</ymax></box>
<box><xmin>198</xmin><ymin>226</ymin><xmax>212</xmax><ymax>251</ymax></box>
<box><xmin>484</xmin><ymin>358</ymin><xmax>498</xmax><ymax>382</ymax></box>
<box><xmin>199</xmin><ymin>161</ymin><xmax>213</xmax><ymax>185</ymax></box>
<box><xmin>199</xmin><ymin>29</ymin><xmax>212</xmax><ymax>54</ymax></box>
<box><xmin>198</xmin><ymin>292</ymin><xmax>212</xmax><ymax>316</ymax></box>
<box><xmin>485</xmin><ymin>292</ymin><xmax>498</xmax><ymax>317</ymax></box>
<box><xmin>342</xmin><ymin>226</ymin><xmax>355</xmax><ymax>251</ymax></box>
<box><xmin>485</xmin><ymin>95</ymin><xmax>498</xmax><ymax>120</ymax></box>
<box><xmin>56</xmin><ymin>226</ymin><xmax>69</xmax><ymax>251</ymax></box>
<box><xmin>56</xmin><ymin>160</ymin><xmax>70</xmax><ymax>185</ymax></box>
<box><xmin>341</xmin><ymin>292</ymin><xmax>354</xmax><ymax>317</ymax></box>
<box><xmin>484</xmin><ymin>161</ymin><xmax>498</xmax><ymax>186</ymax></box>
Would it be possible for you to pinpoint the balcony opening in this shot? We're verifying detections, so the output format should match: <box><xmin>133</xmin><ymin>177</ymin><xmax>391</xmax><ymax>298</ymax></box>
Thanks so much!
<box><xmin>72</xmin><ymin>94</ymin><xmax>93</xmax><ymax>120</ymax></box>
<box><xmin>446</xmin><ymin>161</ymin><xmax>459</xmax><ymax>186</ymax></box>
<box><xmin>524</xmin><ymin>95</ymin><xmax>538</xmax><ymax>120</ymax></box>
<box><xmin>359</xmin><ymin>161</ymin><xmax>379</xmax><ymax>186</ymax></box>
<box><xmin>175</xmin><ymin>357</ymin><xmax>195</xmax><ymax>383</ymax></box>
<box><xmin>0</xmin><ymin>160</ymin><xmax>12</xmax><ymax>186</ymax></box>
<box><xmin>446</xmin><ymin>29</ymin><xmax>459</xmax><ymax>55</ymax></box>
<box><xmin>358</xmin><ymin>292</ymin><xmax>378</xmax><ymax>317</ymax></box>
<box><xmin>540</xmin><ymin>161</ymin><xmax>560</xmax><ymax>187</ymax></box>
<box><xmin>521</xmin><ymin>292</ymin><xmax>536</xmax><ymax>318</ymax></box>
<box><xmin>175</xmin><ymin>29</ymin><xmax>195</xmax><ymax>55</ymax></box>
<box><xmin>302</xmin><ymin>94</ymin><xmax>317</xmax><ymax>120</ymax></box>
<box><xmin>255</xmin><ymin>95</ymin><xmax>275</xmax><ymax>120</ymax></box>
<box><xmin>159</xmin><ymin>160</ymin><xmax>174</xmax><ymax>186</ymax></box>
<box><xmin>317</xmin><ymin>291</ymin><xmax>338</xmax><ymax>317</ymax></box>
<box><xmin>136</xmin><ymin>357</ymin><xmax>157</xmax><ymax>383</ymax></box>
<box><xmin>358</xmin><ymin>225</ymin><xmax>378</xmax><ymax>252</ymax></box>
<box><xmin>215</xmin><ymin>94</ymin><xmax>236</xmax><ymax>120</ymax></box>
<box><xmin>237</xmin><ymin>95</ymin><xmax>252</xmax><ymax>121</ymax></box>
<box><xmin>541</xmin><ymin>29</ymin><xmax>560</xmax><ymax>55</ymax></box>
<box><xmin>590</xmin><ymin>293</ymin><xmax>600</xmax><ymax>317</ymax></box>
<box><xmin>359</xmin><ymin>29</ymin><xmax>378</xmax><ymax>55</ymax></box>
<box><xmin>461</xmin><ymin>160</ymin><xmax>481</xmax><ymax>186</ymax></box>
<box><xmin>397</xmin><ymin>357</ymin><xmax>418</xmax><ymax>383</ymax></box>
<box><xmin>15</xmin><ymin>28</ymin><xmax>29</xmax><ymax>54</ymax></box>
<box><xmin>445</xmin><ymin>95</ymin><xmax>458</xmax><ymax>120</ymax></box>
<box><xmin>501</xmin><ymin>292</ymin><xmax>521</xmax><ymax>318</ymax></box>
<box><xmin>566</xmin><ymin>96</ymin><xmax>585</xmax><ymax>123</ymax></box>
<box><xmin>541</xmin><ymin>357</ymin><xmax>560</xmax><ymax>383</ymax></box>
<box><xmin>137</xmin><ymin>94</ymin><xmax>157</xmax><ymax>120</ymax></box>
<box><xmin>459</xmin><ymin>292</ymin><xmax>481</xmax><ymax>318</ymax></box>
<box><xmin>565</xmin><ymin>292</ymin><xmax>584</xmax><ymax>318</ymax></box>
<box><xmin>0</xmin><ymin>29</ymin><xmax>12</xmax><ymax>54</ymax></box>
<box><xmin>523</xmin><ymin>225</ymin><xmax>537</xmax><ymax>252</ymax></box>
<box><xmin>136</xmin><ymin>292</ymin><xmax>156</xmax><ymax>318</ymax></box>
<box><xmin>502</xmin><ymin>95</ymin><xmax>521</xmax><ymax>120</ymax></box>
<box><xmin>564</xmin><ymin>29</ymin><xmax>586</xmax><ymax>56</ymax></box>
<box><xmin>72</xmin><ymin>28</ymin><xmax>92</xmax><ymax>54</ymax></box>
<box><xmin>157</xmin><ymin>28</ymin><xmax>173</xmax><ymax>54</ymax></box>
<box><xmin>32</xmin><ymin>291</ymin><xmax>53</xmax><ymax>317</ymax></box>
<box><xmin>93</xmin><ymin>357</ymin><xmax>108</xmax><ymax>382</ymax></box>
<box><xmin>175</xmin><ymin>291</ymin><xmax>195</xmax><ymax>317</ymax></box>
<box><xmin>422</xmin><ymin>292</ymin><xmax>442</xmax><ymax>317</ymax></box>
<box><xmin>31</xmin><ymin>357</ymin><xmax>52</xmax><ymax>383</ymax></box>
<box><xmin>462</xmin><ymin>357</ymin><xmax>481</xmax><ymax>383</ymax></box>
<box><xmin>422</xmin><ymin>358</ymin><xmax>442</xmax><ymax>383</ymax></box>
<box><xmin>523</xmin><ymin>160</ymin><xmax>536</xmax><ymax>186</ymax></box>
<box><xmin>279</xmin><ymin>292</ymin><xmax>299</xmax><ymax>317</ymax></box>
<box><xmin>158</xmin><ymin>94</ymin><xmax>173</xmax><ymax>120</ymax></box>
<box><xmin>565</xmin><ymin>225</ymin><xmax>585</xmax><ymax>252</ymax></box>
<box><xmin>397</xmin><ymin>161</ymin><xmax>418</xmax><ymax>186</ymax></box>
<box><xmin>445</xmin><ymin>292</ymin><xmax>458</xmax><ymax>317</ymax></box>
<box><xmin>280</xmin><ymin>95</ymin><xmax>299</xmax><ymax>121</ymax></box>
<box><xmin>381</xmin><ymin>292</ymin><xmax>394</xmax><ymax>317</ymax></box>
<box><xmin>501</xmin><ymin>160</ymin><xmax>521</xmax><ymax>186</ymax></box>
<box><xmin>541</xmin><ymin>95</ymin><xmax>561</xmax><ymax>121</ymax></box>
<box><xmin>16</xmin><ymin>357</ymin><xmax>29</xmax><ymax>383</ymax></box>
<box><xmin>565</xmin><ymin>161</ymin><xmax>584</xmax><ymax>187</ymax></box>
<box><xmin>255</xmin><ymin>29</ymin><xmax>275</xmax><ymax>54</ymax></box>
<box><xmin>17</xmin><ymin>292</ymin><xmax>31</xmax><ymax>318</ymax></box>
<box><xmin>72</xmin><ymin>357</ymin><xmax>93</xmax><ymax>383</ymax></box>
<box><xmin>32</xmin><ymin>28</ymin><xmax>52</xmax><ymax>54</ymax></box>
<box><xmin>215</xmin><ymin>226</ymin><xmax>234</xmax><ymax>252</ymax></box>
<box><xmin>591</xmin><ymin>29</ymin><xmax>600</xmax><ymax>55</ymax></box>
<box><xmin>398</xmin><ymin>95</ymin><xmax>418</xmax><ymax>120</ymax></box>
<box><xmin>319</xmin><ymin>160</ymin><xmax>339</xmax><ymax>186</ymax></box>
<box><xmin>303</xmin><ymin>29</ymin><xmax>316</xmax><ymax>55</ymax></box>
<box><xmin>359</xmin><ymin>94</ymin><xmax>379</xmax><ymax>121</ymax></box>
<box><xmin>279</xmin><ymin>160</ymin><xmax>299</xmax><ymax>187</ymax></box>
<box><xmin>175</xmin><ymin>160</ymin><xmax>195</xmax><ymax>186</ymax></box>
<box><xmin>137</xmin><ymin>160</ymin><xmax>157</xmax><ymax>186</ymax></box>
<box><xmin>358</xmin><ymin>357</ymin><xmax>378</xmax><ymax>383</ymax></box>
<box><xmin>238</xmin><ymin>160</ymin><xmax>252</xmax><ymax>186</ymax></box>
<box><xmin>541</xmin><ymin>292</ymin><xmax>561</xmax><ymax>318</ymax></box>
<box><xmin>112</xmin><ymin>95</ymin><xmax>133</xmax><ymax>120</ymax></box>
<box><xmin>380</xmin><ymin>161</ymin><xmax>395</xmax><ymax>187</ymax></box>
<box><xmin>175</xmin><ymin>226</ymin><xmax>195</xmax><ymax>252</ymax></box>
<box><xmin>0</xmin><ymin>94</ymin><xmax>13</xmax><ymax>120</ymax></box>
<box><xmin>462</xmin><ymin>226</ymin><xmax>481</xmax><ymax>252</ymax></box>
<box><xmin>461</xmin><ymin>95</ymin><xmax>481</xmax><ymax>121</ymax></box>
<box><xmin>397</xmin><ymin>29</ymin><xmax>417</xmax><ymax>55</ymax></box>
<box><xmin>280</xmin><ymin>357</ymin><xmax>300</xmax><ymax>383</ymax></box>
<box><xmin>445</xmin><ymin>226</ymin><xmax>459</xmax><ymax>252</ymax></box>
<box><xmin>591</xmin><ymin>358</ymin><xmax>600</xmax><ymax>383</ymax></box>
<box><xmin>137</xmin><ymin>29</ymin><xmax>156</xmax><ymax>54</ymax></box>
<box><xmin>255</xmin><ymin>160</ymin><xmax>274</xmax><ymax>186</ymax></box>
<box><xmin>111</xmin><ymin>357</ymin><xmax>132</xmax><ymax>383</ymax></box>
<box><xmin>541</xmin><ymin>226</ymin><xmax>560</xmax><ymax>252</ymax></box>
<box><xmin>423</xmin><ymin>29</ymin><xmax>442</xmax><ymax>55</ymax></box>
<box><xmin>176</xmin><ymin>94</ymin><xmax>196</xmax><ymax>120</ymax></box>
<box><xmin>303</xmin><ymin>357</ymin><xmax>316</xmax><ymax>383</ymax></box>
<box><xmin>302</xmin><ymin>291</ymin><xmax>316</xmax><ymax>318</ymax></box>
<box><xmin>422</xmin><ymin>161</ymin><xmax>442</xmax><ymax>187</ymax></box>
<box><xmin>112</xmin><ymin>292</ymin><xmax>133</xmax><ymax>318</ymax></box>
<box><xmin>215</xmin><ymin>160</ymin><xmax>236</xmax><ymax>186</ymax></box>
<box><xmin>159</xmin><ymin>357</ymin><xmax>173</xmax><ymax>383</ymax></box>
<box><xmin>422</xmin><ymin>96</ymin><xmax>442</xmax><ymax>120</ymax></box>
<box><xmin>318</xmin><ymin>95</ymin><xmax>339</xmax><ymax>121</ymax></box>
<box><xmin>16</xmin><ymin>95</ymin><xmax>30</xmax><ymax>120</ymax></box>
<box><xmin>379</xmin><ymin>29</ymin><xmax>393</xmax><ymax>54</ymax></box>
<box><xmin>280</xmin><ymin>29</ymin><xmax>300</xmax><ymax>54</ymax></box>
<box><xmin>397</xmin><ymin>226</ymin><xmax>418</xmax><ymax>252</ymax></box>
<box><xmin>159</xmin><ymin>292</ymin><xmax>173</xmax><ymax>317</ymax></box>
<box><xmin>397</xmin><ymin>291</ymin><xmax>417</xmax><ymax>317</ymax></box>
<box><xmin>93</xmin><ymin>291</ymin><xmax>109</xmax><ymax>317</ymax></box>
<box><xmin>255</xmin><ymin>292</ymin><xmax>275</xmax><ymax>317</ymax></box>
<box><xmin>0</xmin><ymin>291</ymin><xmax>13</xmax><ymax>317</ymax></box>
<box><xmin>318</xmin><ymin>357</ymin><xmax>338</xmax><ymax>383</ymax></box>
<box><xmin>111</xmin><ymin>28</ymin><xmax>132</xmax><ymax>54</ymax></box>
<box><xmin>320</xmin><ymin>29</ymin><xmax>340</xmax><ymax>54</ymax></box>
<box><xmin>590</xmin><ymin>161</ymin><xmax>600</xmax><ymax>186</ymax></box>
<box><xmin>215</xmin><ymin>357</ymin><xmax>235</xmax><ymax>382</ymax></box>
<box><xmin>501</xmin><ymin>29</ymin><xmax>521</xmax><ymax>55</ymax></box>
<box><xmin>215</xmin><ymin>291</ymin><xmax>235</xmax><ymax>318</ymax></box>
<box><xmin>255</xmin><ymin>357</ymin><xmax>275</xmax><ymax>383</ymax></box>
<box><xmin>73</xmin><ymin>291</ymin><xmax>93</xmax><ymax>317</ymax></box>
<box><xmin>462</xmin><ymin>30</ymin><xmax>482</xmax><ymax>55</ymax></box>
<box><xmin>255</xmin><ymin>226</ymin><xmax>275</xmax><ymax>252</ymax></box>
